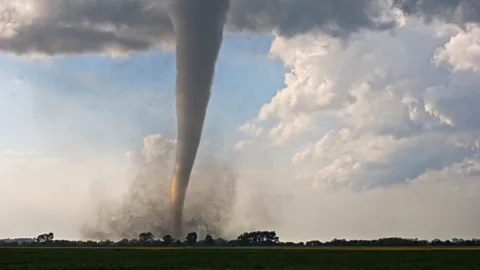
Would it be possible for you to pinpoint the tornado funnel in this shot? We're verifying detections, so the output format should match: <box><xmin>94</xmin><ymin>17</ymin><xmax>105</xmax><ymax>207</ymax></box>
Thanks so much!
<box><xmin>169</xmin><ymin>0</ymin><xmax>230</xmax><ymax>237</ymax></box>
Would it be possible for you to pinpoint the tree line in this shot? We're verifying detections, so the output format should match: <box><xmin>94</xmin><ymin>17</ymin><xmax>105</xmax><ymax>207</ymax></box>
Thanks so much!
<box><xmin>2</xmin><ymin>231</ymin><xmax>480</xmax><ymax>247</ymax></box>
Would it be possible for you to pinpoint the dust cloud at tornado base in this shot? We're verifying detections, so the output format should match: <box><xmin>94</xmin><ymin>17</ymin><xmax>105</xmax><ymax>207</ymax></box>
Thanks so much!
<box><xmin>82</xmin><ymin>143</ymin><xmax>233</xmax><ymax>239</ymax></box>
<box><xmin>81</xmin><ymin>135</ymin><xmax>278</xmax><ymax>240</ymax></box>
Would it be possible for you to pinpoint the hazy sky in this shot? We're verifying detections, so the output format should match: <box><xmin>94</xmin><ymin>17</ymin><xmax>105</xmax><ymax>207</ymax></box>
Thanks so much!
<box><xmin>1</xmin><ymin>1</ymin><xmax>480</xmax><ymax>242</ymax></box>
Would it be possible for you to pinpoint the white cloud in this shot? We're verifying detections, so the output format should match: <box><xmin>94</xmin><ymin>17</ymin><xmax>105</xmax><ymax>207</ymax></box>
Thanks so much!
<box><xmin>233</xmin><ymin>140</ymin><xmax>252</xmax><ymax>152</ymax></box>
<box><xmin>435</xmin><ymin>24</ymin><xmax>480</xmax><ymax>72</ymax></box>
<box><xmin>300</xmin><ymin>131</ymin><xmax>477</xmax><ymax>189</ymax></box>
<box><xmin>140</xmin><ymin>134</ymin><xmax>176</xmax><ymax>165</ymax></box>
<box><xmin>260</xmin><ymin>34</ymin><xmax>346</xmax><ymax>121</ymax></box>
<box><xmin>245</xmin><ymin>19</ymin><xmax>480</xmax><ymax>193</ymax></box>
<box><xmin>238</xmin><ymin>121</ymin><xmax>263</xmax><ymax>137</ymax></box>
<box><xmin>267</xmin><ymin>114</ymin><xmax>315</xmax><ymax>146</ymax></box>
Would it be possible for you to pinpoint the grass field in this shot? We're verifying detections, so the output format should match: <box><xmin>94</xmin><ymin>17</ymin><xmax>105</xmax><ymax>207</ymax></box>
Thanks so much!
<box><xmin>1</xmin><ymin>247</ymin><xmax>480</xmax><ymax>269</ymax></box>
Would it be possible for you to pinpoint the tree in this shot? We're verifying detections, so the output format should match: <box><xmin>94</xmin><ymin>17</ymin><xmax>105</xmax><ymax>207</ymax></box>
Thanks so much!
<box><xmin>173</xmin><ymin>239</ymin><xmax>183</xmax><ymax>246</ymax></box>
<box><xmin>306</xmin><ymin>240</ymin><xmax>322</xmax><ymax>247</ymax></box>
<box><xmin>162</xmin><ymin>235</ymin><xmax>173</xmax><ymax>246</ymax></box>
<box><xmin>139</xmin><ymin>232</ymin><xmax>155</xmax><ymax>243</ymax></box>
<box><xmin>204</xmin><ymin>234</ymin><xmax>214</xmax><ymax>245</ymax></box>
<box><xmin>100</xmin><ymin>239</ymin><xmax>113</xmax><ymax>246</ymax></box>
<box><xmin>47</xmin><ymin>232</ymin><xmax>54</xmax><ymax>241</ymax></box>
<box><xmin>118</xmin><ymin>238</ymin><xmax>130</xmax><ymax>246</ymax></box>
<box><xmin>36</xmin><ymin>232</ymin><xmax>54</xmax><ymax>243</ymax></box>
<box><xmin>237</xmin><ymin>231</ymin><xmax>279</xmax><ymax>246</ymax></box>
<box><xmin>185</xmin><ymin>232</ymin><xmax>197</xmax><ymax>245</ymax></box>
<box><xmin>36</xmin><ymin>234</ymin><xmax>45</xmax><ymax>243</ymax></box>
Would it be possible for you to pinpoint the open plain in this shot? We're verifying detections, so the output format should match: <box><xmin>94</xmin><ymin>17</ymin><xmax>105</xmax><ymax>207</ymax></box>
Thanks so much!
<box><xmin>1</xmin><ymin>247</ymin><xmax>480</xmax><ymax>270</ymax></box>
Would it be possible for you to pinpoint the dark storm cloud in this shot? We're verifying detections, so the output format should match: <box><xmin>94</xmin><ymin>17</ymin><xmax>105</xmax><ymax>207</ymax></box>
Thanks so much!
<box><xmin>227</xmin><ymin>0</ymin><xmax>399</xmax><ymax>37</ymax></box>
<box><xmin>0</xmin><ymin>0</ymin><xmax>175</xmax><ymax>55</ymax></box>
<box><xmin>394</xmin><ymin>0</ymin><xmax>480</xmax><ymax>25</ymax></box>
<box><xmin>1</xmin><ymin>0</ymin><xmax>479</xmax><ymax>56</ymax></box>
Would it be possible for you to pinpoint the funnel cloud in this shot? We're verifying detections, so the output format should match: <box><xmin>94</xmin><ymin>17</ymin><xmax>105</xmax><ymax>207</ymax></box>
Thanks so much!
<box><xmin>169</xmin><ymin>0</ymin><xmax>230</xmax><ymax>237</ymax></box>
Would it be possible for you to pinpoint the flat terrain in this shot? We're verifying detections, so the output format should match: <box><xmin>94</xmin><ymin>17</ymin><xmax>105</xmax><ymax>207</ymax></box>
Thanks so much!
<box><xmin>1</xmin><ymin>247</ymin><xmax>480</xmax><ymax>269</ymax></box>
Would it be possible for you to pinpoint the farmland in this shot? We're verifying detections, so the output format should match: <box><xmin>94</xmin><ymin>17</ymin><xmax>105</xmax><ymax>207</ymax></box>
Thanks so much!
<box><xmin>1</xmin><ymin>247</ymin><xmax>480</xmax><ymax>269</ymax></box>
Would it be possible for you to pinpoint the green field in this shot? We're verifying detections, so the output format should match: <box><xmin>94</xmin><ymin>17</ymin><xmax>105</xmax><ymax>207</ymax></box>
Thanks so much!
<box><xmin>1</xmin><ymin>247</ymin><xmax>480</xmax><ymax>269</ymax></box>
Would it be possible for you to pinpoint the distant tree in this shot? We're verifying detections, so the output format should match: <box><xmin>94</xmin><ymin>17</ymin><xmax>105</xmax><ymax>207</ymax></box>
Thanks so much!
<box><xmin>139</xmin><ymin>232</ymin><xmax>155</xmax><ymax>243</ymax></box>
<box><xmin>185</xmin><ymin>232</ymin><xmax>197</xmax><ymax>245</ymax></box>
<box><xmin>215</xmin><ymin>238</ymin><xmax>228</xmax><ymax>246</ymax></box>
<box><xmin>431</xmin><ymin>239</ymin><xmax>443</xmax><ymax>246</ymax></box>
<box><xmin>36</xmin><ymin>235</ymin><xmax>43</xmax><ymax>243</ymax></box>
<box><xmin>306</xmin><ymin>240</ymin><xmax>322</xmax><ymax>247</ymax></box>
<box><xmin>237</xmin><ymin>232</ymin><xmax>252</xmax><ymax>245</ymax></box>
<box><xmin>36</xmin><ymin>232</ymin><xmax>54</xmax><ymax>243</ymax></box>
<box><xmin>227</xmin><ymin>240</ymin><xmax>239</xmax><ymax>246</ymax></box>
<box><xmin>452</xmin><ymin>238</ymin><xmax>465</xmax><ymax>245</ymax></box>
<box><xmin>237</xmin><ymin>231</ymin><xmax>279</xmax><ymax>246</ymax></box>
<box><xmin>100</xmin><ymin>239</ymin><xmax>113</xmax><ymax>246</ymax></box>
<box><xmin>204</xmin><ymin>234</ymin><xmax>214</xmax><ymax>245</ymax></box>
<box><xmin>129</xmin><ymin>239</ymin><xmax>139</xmax><ymax>246</ymax></box>
<box><xmin>117</xmin><ymin>238</ymin><xmax>130</xmax><ymax>246</ymax></box>
<box><xmin>10</xmin><ymin>230</ymin><xmax>480</xmax><ymax>248</ymax></box>
<box><xmin>162</xmin><ymin>235</ymin><xmax>173</xmax><ymax>246</ymax></box>
<box><xmin>173</xmin><ymin>239</ymin><xmax>184</xmax><ymax>246</ymax></box>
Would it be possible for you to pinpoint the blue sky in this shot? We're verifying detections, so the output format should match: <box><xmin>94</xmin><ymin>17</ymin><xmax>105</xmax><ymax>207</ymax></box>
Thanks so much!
<box><xmin>0</xmin><ymin>35</ymin><xmax>285</xmax><ymax>157</ymax></box>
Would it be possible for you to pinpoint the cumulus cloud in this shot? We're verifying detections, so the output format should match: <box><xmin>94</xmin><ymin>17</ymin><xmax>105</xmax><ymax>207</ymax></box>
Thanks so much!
<box><xmin>233</xmin><ymin>140</ymin><xmax>252</xmax><ymax>152</ymax></box>
<box><xmin>267</xmin><ymin>114</ymin><xmax>316</xmax><ymax>146</ymax></box>
<box><xmin>238</xmin><ymin>121</ymin><xmax>262</xmax><ymax>137</ymax></box>
<box><xmin>435</xmin><ymin>24</ymin><xmax>480</xmax><ymax>72</ymax></box>
<box><xmin>298</xmin><ymin>130</ymin><xmax>478</xmax><ymax>189</ymax></box>
<box><xmin>1</xmin><ymin>0</ymin><xmax>479</xmax><ymax>56</ymax></box>
<box><xmin>139</xmin><ymin>134</ymin><xmax>176</xmax><ymax>165</ymax></box>
<box><xmin>243</xmin><ymin>19</ymin><xmax>480</xmax><ymax>192</ymax></box>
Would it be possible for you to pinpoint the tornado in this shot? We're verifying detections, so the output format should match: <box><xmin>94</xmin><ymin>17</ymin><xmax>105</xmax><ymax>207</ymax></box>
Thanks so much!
<box><xmin>169</xmin><ymin>0</ymin><xmax>230</xmax><ymax>237</ymax></box>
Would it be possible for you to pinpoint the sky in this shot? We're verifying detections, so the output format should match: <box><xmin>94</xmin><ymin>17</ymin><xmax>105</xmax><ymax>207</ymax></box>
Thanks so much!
<box><xmin>1</xmin><ymin>0</ymin><xmax>480</xmax><ymax>242</ymax></box>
